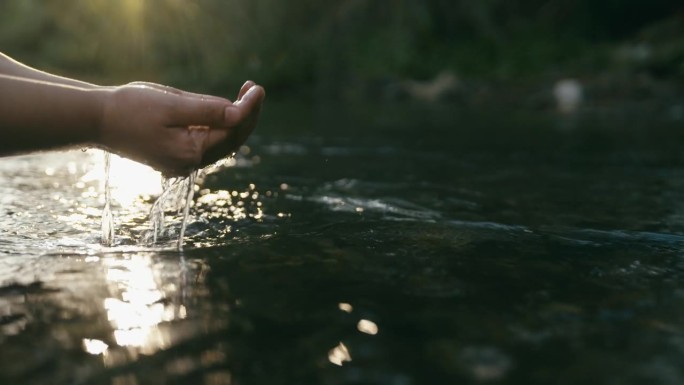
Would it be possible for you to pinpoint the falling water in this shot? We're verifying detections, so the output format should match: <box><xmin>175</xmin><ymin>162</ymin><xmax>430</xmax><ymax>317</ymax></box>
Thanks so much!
<box><xmin>101</xmin><ymin>151</ymin><xmax>114</xmax><ymax>246</ymax></box>
<box><xmin>144</xmin><ymin>171</ymin><xmax>199</xmax><ymax>250</ymax></box>
<box><xmin>177</xmin><ymin>171</ymin><xmax>198</xmax><ymax>250</ymax></box>
<box><xmin>100</xmin><ymin>149</ymin><xmax>229</xmax><ymax>249</ymax></box>
<box><xmin>100</xmin><ymin>151</ymin><xmax>198</xmax><ymax>249</ymax></box>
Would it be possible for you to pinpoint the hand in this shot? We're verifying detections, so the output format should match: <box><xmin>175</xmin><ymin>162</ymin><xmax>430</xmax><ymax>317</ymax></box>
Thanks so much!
<box><xmin>98</xmin><ymin>81</ymin><xmax>265</xmax><ymax>176</ymax></box>
<box><xmin>200</xmin><ymin>80</ymin><xmax>264</xmax><ymax>167</ymax></box>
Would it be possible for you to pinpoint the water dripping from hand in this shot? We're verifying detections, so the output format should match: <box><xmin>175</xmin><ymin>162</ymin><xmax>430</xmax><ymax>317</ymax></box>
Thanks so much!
<box><xmin>101</xmin><ymin>151</ymin><xmax>115</xmax><ymax>246</ymax></box>
<box><xmin>143</xmin><ymin>171</ymin><xmax>198</xmax><ymax>250</ymax></box>
<box><xmin>177</xmin><ymin>170</ymin><xmax>198</xmax><ymax>250</ymax></box>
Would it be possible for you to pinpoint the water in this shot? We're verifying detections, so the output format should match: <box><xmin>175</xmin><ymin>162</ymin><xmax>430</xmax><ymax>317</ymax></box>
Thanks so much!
<box><xmin>143</xmin><ymin>171</ymin><xmax>199</xmax><ymax>249</ymax></box>
<box><xmin>177</xmin><ymin>171</ymin><xmax>198</xmax><ymax>250</ymax></box>
<box><xmin>101</xmin><ymin>152</ymin><xmax>114</xmax><ymax>247</ymax></box>
<box><xmin>100</xmin><ymin>151</ymin><xmax>198</xmax><ymax>250</ymax></box>
<box><xmin>2</xmin><ymin>101</ymin><xmax>684</xmax><ymax>384</ymax></box>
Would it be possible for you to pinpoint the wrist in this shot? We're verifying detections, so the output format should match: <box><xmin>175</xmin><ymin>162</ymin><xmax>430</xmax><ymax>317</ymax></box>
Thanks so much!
<box><xmin>89</xmin><ymin>86</ymin><xmax>115</xmax><ymax>149</ymax></box>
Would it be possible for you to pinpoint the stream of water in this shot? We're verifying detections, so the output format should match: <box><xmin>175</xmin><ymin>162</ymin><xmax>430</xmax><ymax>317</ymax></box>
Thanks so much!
<box><xmin>101</xmin><ymin>152</ymin><xmax>114</xmax><ymax>247</ymax></box>
<box><xmin>142</xmin><ymin>170</ymin><xmax>199</xmax><ymax>250</ymax></box>
<box><xmin>101</xmin><ymin>151</ymin><xmax>200</xmax><ymax>250</ymax></box>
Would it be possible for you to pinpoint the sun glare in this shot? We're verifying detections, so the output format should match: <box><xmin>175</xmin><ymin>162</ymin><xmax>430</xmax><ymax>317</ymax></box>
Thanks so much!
<box><xmin>103</xmin><ymin>254</ymin><xmax>176</xmax><ymax>354</ymax></box>
<box><xmin>82</xmin><ymin>151</ymin><xmax>162</xmax><ymax>206</ymax></box>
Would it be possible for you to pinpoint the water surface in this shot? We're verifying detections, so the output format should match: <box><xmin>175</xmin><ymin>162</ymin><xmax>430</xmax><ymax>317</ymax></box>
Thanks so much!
<box><xmin>2</xmin><ymin>102</ymin><xmax>684</xmax><ymax>384</ymax></box>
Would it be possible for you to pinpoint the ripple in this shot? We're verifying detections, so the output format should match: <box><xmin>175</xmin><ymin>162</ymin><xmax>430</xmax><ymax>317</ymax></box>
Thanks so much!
<box><xmin>542</xmin><ymin>227</ymin><xmax>684</xmax><ymax>246</ymax></box>
<box><xmin>308</xmin><ymin>194</ymin><xmax>441</xmax><ymax>220</ymax></box>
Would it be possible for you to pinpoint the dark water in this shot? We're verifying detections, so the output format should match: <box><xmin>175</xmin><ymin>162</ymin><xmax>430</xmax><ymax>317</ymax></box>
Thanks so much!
<box><xmin>2</xmin><ymin>101</ymin><xmax>684</xmax><ymax>384</ymax></box>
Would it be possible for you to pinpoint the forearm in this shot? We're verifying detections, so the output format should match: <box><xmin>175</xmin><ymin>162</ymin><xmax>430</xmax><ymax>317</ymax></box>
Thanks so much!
<box><xmin>0</xmin><ymin>52</ymin><xmax>97</xmax><ymax>89</ymax></box>
<box><xmin>0</xmin><ymin>75</ymin><xmax>106</xmax><ymax>155</ymax></box>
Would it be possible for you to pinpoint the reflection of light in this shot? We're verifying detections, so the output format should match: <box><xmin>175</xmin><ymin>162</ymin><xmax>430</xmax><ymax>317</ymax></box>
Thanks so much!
<box><xmin>113</xmin><ymin>327</ymin><xmax>169</xmax><ymax>350</ymax></box>
<box><xmin>81</xmin><ymin>151</ymin><xmax>162</xmax><ymax>206</ymax></box>
<box><xmin>55</xmin><ymin>213</ymin><xmax>88</xmax><ymax>223</ymax></box>
<box><xmin>357</xmin><ymin>319</ymin><xmax>378</xmax><ymax>335</ymax></box>
<box><xmin>83</xmin><ymin>338</ymin><xmax>109</xmax><ymax>355</ymax></box>
<box><xmin>195</xmin><ymin>187</ymin><xmax>265</xmax><ymax>221</ymax></box>
<box><xmin>103</xmin><ymin>255</ymin><xmax>174</xmax><ymax>353</ymax></box>
<box><xmin>328</xmin><ymin>342</ymin><xmax>352</xmax><ymax>366</ymax></box>
<box><xmin>338</xmin><ymin>303</ymin><xmax>353</xmax><ymax>313</ymax></box>
<box><xmin>104</xmin><ymin>298</ymin><xmax>165</xmax><ymax>330</ymax></box>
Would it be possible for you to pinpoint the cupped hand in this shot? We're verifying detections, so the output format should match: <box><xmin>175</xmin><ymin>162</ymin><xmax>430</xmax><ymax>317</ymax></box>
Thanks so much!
<box><xmin>98</xmin><ymin>81</ymin><xmax>265</xmax><ymax>176</ymax></box>
<box><xmin>200</xmin><ymin>80</ymin><xmax>265</xmax><ymax>166</ymax></box>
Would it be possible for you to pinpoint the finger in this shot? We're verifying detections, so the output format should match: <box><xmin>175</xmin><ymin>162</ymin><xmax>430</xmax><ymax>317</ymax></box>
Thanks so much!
<box><xmin>237</xmin><ymin>81</ymin><xmax>256</xmax><ymax>101</ymax></box>
<box><xmin>236</xmin><ymin>84</ymin><xmax>265</xmax><ymax>106</ymax></box>
<box><xmin>235</xmin><ymin>85</ymin><xmax>265</xmax><ymax>141</ymax></box>
<box><xmin>182</xmin><ymin>91</ymin><xmax>232</xmax><ymax>104</ymax></box>
<box><xmin>166</xmin><ymin>96</ymin><xmax>232</xmax><ymax>127</ymax></box>
<box><xmin>128</xmin><ymin>81</ymin><xmax>233</xmax><ymax>104</ymax></box>
<box><xmin>202</xmin><ymin>85</ymin><xmax>265</xmax><ymax>163</ymax></box>
<box><xmin>222</xmin><ymin>104</ymin><xmax>245</xmax><ymax>128</ymax></box>
<box><xmin>223</xmin><ymin>85</ymin><xmax>264</xmax><ymax>131</ymax></box>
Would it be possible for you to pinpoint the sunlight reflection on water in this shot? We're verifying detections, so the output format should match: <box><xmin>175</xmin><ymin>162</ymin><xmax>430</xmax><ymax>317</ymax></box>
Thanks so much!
<box><xmin>104</xmin><ymin>255</ymin><xmax>171</xmax><ymax>353</ymax></box>
<box><xmin>78</xmin><ymin>252</ymin><xmax>194</xmax><ymax>361</ymax></box>
<box><xmin>0</xmin><ymin>149</ymin><xmax>255</xmax><ymax>368</ymax></box>
<box><xmin>0</xmin><ymin>148</ymin><xmax>276</xmax><ymax>259</ymax></box>
<box><xmin>82</xmin><ymin>151</ymin><xmax>162</xmax><ymax>207</ymax></box>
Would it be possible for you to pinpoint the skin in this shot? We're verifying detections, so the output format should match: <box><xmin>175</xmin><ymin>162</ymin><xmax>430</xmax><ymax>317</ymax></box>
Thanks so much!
<box><xmin>0</xmin><ymin>52</ymin><xmax>265</xmax><ymax>176</ymax></box>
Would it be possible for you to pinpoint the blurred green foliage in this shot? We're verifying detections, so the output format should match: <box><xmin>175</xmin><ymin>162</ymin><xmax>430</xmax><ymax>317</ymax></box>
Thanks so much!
<box><xmin>0</xmin><ymin>0</ymin><xmax>681</xmax><ymax>99</ymax></box>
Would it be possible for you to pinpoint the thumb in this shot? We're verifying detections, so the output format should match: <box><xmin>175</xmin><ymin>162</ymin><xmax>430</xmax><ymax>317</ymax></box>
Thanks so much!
<box><xmin>223</xmin><ymin>105</ymin><xmax>244</xmax><ymax>127</ymax></box>
<box><xmin>167</xmin><ymin>96</ymin><xmax>232</xmax><ymax>127</ymax></box>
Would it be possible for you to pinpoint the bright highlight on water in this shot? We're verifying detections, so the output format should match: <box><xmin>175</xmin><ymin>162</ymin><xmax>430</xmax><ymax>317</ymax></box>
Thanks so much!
<box><xmin>100</xmin><ymin>151</ymin><xmax>199</xmax><ymax>250</ymax></box>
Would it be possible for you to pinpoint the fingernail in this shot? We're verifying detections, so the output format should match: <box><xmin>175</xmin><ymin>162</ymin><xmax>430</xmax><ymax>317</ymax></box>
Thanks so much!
<box><xmin>236</xmin><ymin>86</ymin><xmax>256</xmax><ymax>105</ymax></box>
<box><xmin>246</xmin><ymin>85</ymin><xmax>262</xmax><ymax>99</ymax></box>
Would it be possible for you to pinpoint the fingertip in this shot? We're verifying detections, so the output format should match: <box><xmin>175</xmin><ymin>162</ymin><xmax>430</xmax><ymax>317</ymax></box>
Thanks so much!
<box><xmin>240</xmin><ymin>85</ymin><xmax>265</xmax><ymax>104</ymax></box>
<box><xmin>238</xmin><ymin>81</ymin><xmax>256</xmax><ymax>100</ymax></box>
<box><xmin>254</xmin><ymin>85</ymin><xmax>265</xmax><ymax>99</ymax></box>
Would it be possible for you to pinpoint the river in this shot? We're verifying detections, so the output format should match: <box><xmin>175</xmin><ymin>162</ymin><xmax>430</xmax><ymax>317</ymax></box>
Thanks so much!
<box><xmin>1</xmin><ymin>101</ymin><xmax>684</xmax><ymax>384</ymax></box>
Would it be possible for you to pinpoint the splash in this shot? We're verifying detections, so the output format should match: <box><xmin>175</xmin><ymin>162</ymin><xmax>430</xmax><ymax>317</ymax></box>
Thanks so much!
<box><xmin>143</xmin><ymin>170</ymin><xmax>199</xmax><ymax>250</ymax></box>
<box><xmin>100</xmin><ymin>152</ymin><xmax>240</xmax><ymax>250</ymax></box>
<box><xmin>100</xmin><ymin>151</ymin><xmax>198</xmax><ymax>249</ymax></box>
<box><xmin>144</xmin><ymin>156</ymin><xmax>238</xmax><ymax>249</ymax></box>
